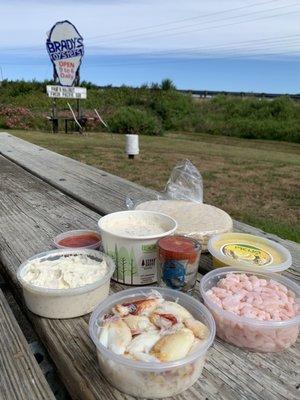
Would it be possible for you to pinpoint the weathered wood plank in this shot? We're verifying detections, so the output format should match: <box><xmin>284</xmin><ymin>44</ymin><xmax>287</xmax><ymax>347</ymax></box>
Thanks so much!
<box><xmin>0</xmin><ymin>289</ymin><xmax>55</xmax><ymax>400</ymax></box>
<box><xmin>0</xmin><ymin>132</ymin><xmax>299</xmax><ymax>281</ymax></box>
<box><xmin>0</xmin><ymin>155</ymin><xmax>299</xmax><ymax>400</ymax></box>
<box><xmin>0</xmin><ymin>132</ymin><xmax>156</xmax><ymax>215</ymax></box>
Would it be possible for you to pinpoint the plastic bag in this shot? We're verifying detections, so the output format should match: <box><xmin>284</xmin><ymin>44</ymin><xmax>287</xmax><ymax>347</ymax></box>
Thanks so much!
<box><xmin>126</xmin><ymin>160</ymin><xmax>203</xmax><ymax>209</ymax></box>
<box><xmin>163</xmin><ymin>159</ymin><xmax>203</xmax><ymax>203</ymax></box>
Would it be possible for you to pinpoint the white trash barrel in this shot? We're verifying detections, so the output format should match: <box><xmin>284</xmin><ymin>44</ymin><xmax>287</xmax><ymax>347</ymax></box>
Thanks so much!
<box><xmin>125</xmin><ymin>134</ymin><xmax>139</xmax><ymax>158</ymax></box>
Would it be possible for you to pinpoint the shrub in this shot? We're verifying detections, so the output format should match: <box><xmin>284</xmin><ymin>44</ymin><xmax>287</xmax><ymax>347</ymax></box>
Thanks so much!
<box><xmin>108</xmin><ymin>107</ymin><xmax>162</xmax><ymax>136</ymax></box>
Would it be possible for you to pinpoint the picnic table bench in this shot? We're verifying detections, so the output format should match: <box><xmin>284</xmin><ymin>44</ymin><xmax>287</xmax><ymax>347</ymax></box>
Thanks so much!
<box><xmin>0</xmin><ymin>131</ymin><xmax>299</xmax><ymax>400</ymax></box>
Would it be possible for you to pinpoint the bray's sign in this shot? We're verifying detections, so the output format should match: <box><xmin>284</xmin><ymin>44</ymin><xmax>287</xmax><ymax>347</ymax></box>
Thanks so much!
<box><xmin>46</xmin><ymin>20</ymin><xmax>84</xmax><ymax>86</ymax></box>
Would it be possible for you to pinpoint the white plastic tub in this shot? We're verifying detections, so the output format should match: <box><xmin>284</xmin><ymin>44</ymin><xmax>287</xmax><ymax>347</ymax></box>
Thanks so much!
<box><xmin>89</xmin><ymin>287</ymin><xmax>215</xmax><ymax>398</ymax></box>
<box><xmin>200</xmin><ymin>267</ymin><xmax>299</xmax><ymax>352</ymax></box>
<box><xmin>98</xmin><ymin>211</ymin><xmax>177</xmax><ymax>285</ymax></box>
<box><xmin>17</xmin><ymin>249</ymin><xmax>115</xmax><ymax>319</ymax></box>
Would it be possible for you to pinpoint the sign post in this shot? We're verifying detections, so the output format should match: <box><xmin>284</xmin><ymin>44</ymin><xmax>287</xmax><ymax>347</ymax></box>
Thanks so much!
<box><xmin>46</xmin><ymin>20</ymin><xmax>85</xmax><ymax>133</ymax></box>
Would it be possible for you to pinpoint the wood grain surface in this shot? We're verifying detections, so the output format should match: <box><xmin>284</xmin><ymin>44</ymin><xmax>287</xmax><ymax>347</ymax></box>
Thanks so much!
<box><xmin>0</xmin><ymin>289</ymin><xmax>55</xmax><ymax>400</ymax></box>
<box><xmin>0</xmin><ymin>154</ymin><xmax>299</xmax><ymax>400</ymax></box>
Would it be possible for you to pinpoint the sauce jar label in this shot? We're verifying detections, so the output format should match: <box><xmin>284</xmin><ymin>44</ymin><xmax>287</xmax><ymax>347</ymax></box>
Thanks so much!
<box><xmin>221</xmin><ymin>243</ymin><xmax>273</xmax><ymax>266</ymax></box>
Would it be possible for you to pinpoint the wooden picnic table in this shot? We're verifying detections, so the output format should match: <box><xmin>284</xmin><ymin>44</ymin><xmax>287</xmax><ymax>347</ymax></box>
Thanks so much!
<box><xmin>0</xmin><ymin>131</ymin><xmax>299</xmax><ymax>400</ymax></box>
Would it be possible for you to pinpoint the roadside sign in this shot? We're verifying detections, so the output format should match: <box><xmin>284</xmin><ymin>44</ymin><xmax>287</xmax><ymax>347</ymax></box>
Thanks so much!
<box><xmin>46</xmin><ymin>20</ymin><xmax>84</xmax><ymax>86</ymax></box>
<box><xmin>46</xmin><ymin>85</ymin><xmax>87</xmax><ymax>99</ymax></box>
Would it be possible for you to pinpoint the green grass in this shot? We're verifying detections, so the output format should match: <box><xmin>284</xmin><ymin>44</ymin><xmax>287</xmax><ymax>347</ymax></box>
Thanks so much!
<box><xmin>8</xmin><ymin>129</ymin><xmax>300</xmax><ymax>242</ymax></box>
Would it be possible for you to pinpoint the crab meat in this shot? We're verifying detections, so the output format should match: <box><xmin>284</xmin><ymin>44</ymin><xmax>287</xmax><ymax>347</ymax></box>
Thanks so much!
<box><xmin>99</xmin><ymin>318</ymin><xmax>132</xmax><ymax>355</ymax></box>
<box><xmin>127</xmin><ymin>331</ymin><xmax>160</xmax><ymax>354</ymax></box>
<box><xmin>149</xmin><ymin>313</ymin><xmax>178</xmax><ymax>330</ymax></box>
<box><xmin>113</xmin><ymin>298</ymin><xmax>163</xmax><ymax>317</ymax></box>
<box><xmin>123</xmin><ymin>315</ymin><xmax>156</xmax><ymax>335</ymax></box>
<box><xmin>184</xmin><ymin>318</ymin><xmax>209</xmax><ymax>340</ymax></box>
<box><xmin>150</xmin><ymin>328</ymin><xmax>194</xmax><ymax>362</ymax></box>
<box><xmin>152</xmin><ymin>301</ymin><xmax>193</xmax><ymax>323</ymax></box>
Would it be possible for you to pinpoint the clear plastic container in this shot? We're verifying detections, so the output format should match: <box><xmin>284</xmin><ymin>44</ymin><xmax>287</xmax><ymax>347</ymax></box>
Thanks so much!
<box><xmin>200</xmin><ymin>267</ymin><xmax>299</xmax><ymax>352</ymax></box>
<box><xmin>89</xmin><ymin>287</ymin><xmax>216</xmax><ymax>398</ymax></box>
<box><xmin>54</xmin><ymin>229</ymin><xmax>101</xmax><ymax>250</ymax></box>
<box><xmin>17</xmin><ymin>249</ymin><xmax>115</xmax><ymax>319</ymax></box>
<box><xmin>208</xmin><ymin>232</ymin><xmax>292</xmax><ymax>272</ymax></box>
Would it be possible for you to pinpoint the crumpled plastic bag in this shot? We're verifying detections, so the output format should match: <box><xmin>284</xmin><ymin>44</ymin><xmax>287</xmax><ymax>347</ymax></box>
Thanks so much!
<box><xmin>163</xmin><ymin>159</ymin><xmax>203</xmax><ymax>203</ymax></box>
<box><xmin>126</xmin><ymin>159</ymin><xmax>203</xmax><ymax>208</ymax></box>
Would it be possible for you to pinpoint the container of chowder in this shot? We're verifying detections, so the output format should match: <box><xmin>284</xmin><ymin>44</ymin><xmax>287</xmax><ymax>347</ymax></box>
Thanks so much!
<box><xmin>98</xmin><ymin>211</ymin><xmax>177</xmax><ymax>285</ymax></box>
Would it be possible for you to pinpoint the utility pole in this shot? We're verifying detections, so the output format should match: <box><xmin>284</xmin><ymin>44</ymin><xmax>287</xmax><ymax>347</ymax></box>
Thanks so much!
<box><xmin>0</xmin><ymin>66</ymin><xmax>3</xmax><ymax>86</ymax></box>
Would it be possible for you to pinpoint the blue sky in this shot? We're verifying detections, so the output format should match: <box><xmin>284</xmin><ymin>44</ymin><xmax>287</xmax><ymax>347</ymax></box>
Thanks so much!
<box><xmin>1</xmin><ymin>0</ymin><xmax>300</xmax><ymax>93</ymax></box>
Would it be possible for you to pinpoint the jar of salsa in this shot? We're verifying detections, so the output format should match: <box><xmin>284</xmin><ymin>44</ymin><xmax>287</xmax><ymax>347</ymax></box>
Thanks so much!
<box><xmin>157</xmin><ymin>235</ymin><xmax>201</xmax><ymax>292</ymax></box>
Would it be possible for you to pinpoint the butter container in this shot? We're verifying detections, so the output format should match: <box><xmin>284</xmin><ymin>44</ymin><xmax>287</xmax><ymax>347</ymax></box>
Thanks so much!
<box><xmin>207</xmin><ymin>233</ymin><xmax>292</xmax><ymax>273</ymax></box>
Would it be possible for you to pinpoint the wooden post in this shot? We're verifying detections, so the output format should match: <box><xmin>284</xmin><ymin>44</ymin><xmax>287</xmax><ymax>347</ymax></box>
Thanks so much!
<box><xmin>52</xmin><ymin>98</ymin><xmax>58</xmax><ymax>133</ymax></box>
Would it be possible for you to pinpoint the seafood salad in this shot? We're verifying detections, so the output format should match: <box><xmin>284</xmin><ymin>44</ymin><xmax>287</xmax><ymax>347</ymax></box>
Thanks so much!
<box><xmin>98</xmin><ymin>290</ymin><xmax>209</xmax><ymax>362</ymax></box>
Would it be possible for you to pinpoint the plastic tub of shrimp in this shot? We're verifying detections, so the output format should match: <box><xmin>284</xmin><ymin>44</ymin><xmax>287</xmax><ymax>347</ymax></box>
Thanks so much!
<box><xmin>89</xmin><ymin>287</ymin><xmax>215</xmax><ymax>398</ymax></box>
<box><xmin>200</xmin><ymin>267</ymin><xmax>299</xmax><ymax>352</ymax></box>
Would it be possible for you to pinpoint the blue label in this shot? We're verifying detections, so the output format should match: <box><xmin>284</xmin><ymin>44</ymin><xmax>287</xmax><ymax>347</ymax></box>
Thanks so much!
<box><xmin>161</xmin><ymin>259</ymin><xmax>187</xmax><ymax>290</ymax></box>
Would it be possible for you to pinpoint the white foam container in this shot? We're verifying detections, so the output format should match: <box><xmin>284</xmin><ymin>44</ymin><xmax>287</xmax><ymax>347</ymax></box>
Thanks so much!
<box><xmin>17</xmin><ymin>249</ymin><xmax>115</xmax><ymax>319</ymax></box>
<box><xmin>98</xmin><ymin>210</ymin><xmax>177</xmax><ymax>285</ymax></box>
<box><xmin>89</xmin><ymin>287</ymin><xmax>215</xmax><ymax>398</ymax></box>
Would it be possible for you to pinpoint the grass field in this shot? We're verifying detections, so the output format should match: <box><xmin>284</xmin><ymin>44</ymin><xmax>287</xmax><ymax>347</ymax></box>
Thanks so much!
<box><xmin>9</xmin><ymin>129</ymin><xmax>300</xmax><ymax>242</ymax></box>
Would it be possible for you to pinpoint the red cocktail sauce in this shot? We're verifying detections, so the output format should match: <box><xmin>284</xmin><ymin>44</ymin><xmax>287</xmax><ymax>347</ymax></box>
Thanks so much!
<box><xmin>57</xmin><ymin>233</ymin><xmax>101</xmax><ymax>248</ymax></box>
<box><xmin>158</xmin><ymin>236</ymin><xmax>200</xmax><ymax>262</ymax></box>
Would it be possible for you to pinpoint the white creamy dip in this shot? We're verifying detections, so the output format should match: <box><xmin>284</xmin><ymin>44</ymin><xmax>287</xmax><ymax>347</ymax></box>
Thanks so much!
<box><xmin>102</xmin><ymin>215</ymin><xmax>167</xmax><ymax>237</ymax></box>
<box><xmin>23</xmin><ymin>255</ymin><xmax>107</xmax><ymax>289</ymax></box>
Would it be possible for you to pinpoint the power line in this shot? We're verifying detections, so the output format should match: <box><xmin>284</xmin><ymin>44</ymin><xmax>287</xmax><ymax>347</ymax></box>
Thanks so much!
<box><xmin>87</xmin><ymin>0</ymin><xmax>281</xmax><ymax>41</ymax></box>
<box><xmin>87</xmin><ymin>34</ymin><xmax>300</xmax><ymax>59</ymax></box>
<box><xmin>89</xmin><ymin>3</ymin><xmax>300</xmax><ymax>45</ymax></box>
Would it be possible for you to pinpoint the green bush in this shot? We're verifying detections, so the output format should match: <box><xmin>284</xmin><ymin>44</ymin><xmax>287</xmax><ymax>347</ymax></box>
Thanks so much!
<box><xmin>0</xmin><ymin>80</ymin><xmax>299</xmax><ymax>142</ymax></box>
<box><xmin>108</xmin><ymin>107</ymin><xmax>162</xmax><ymax>136</ymax></box>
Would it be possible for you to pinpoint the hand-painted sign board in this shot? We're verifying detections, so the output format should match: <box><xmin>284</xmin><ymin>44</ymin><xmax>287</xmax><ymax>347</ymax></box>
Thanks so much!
<box><xmin>46</xmin><ymin>20</ymin><xmax>84</xmax><ymax>86</ymax></box>
<box><xmin>46</xmin><ymin>85</ymin><xmax>87</xmax><ymax>99</ymax></box>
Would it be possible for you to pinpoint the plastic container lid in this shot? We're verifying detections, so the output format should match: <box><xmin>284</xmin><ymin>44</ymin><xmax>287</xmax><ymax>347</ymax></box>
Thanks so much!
<box><xmin>54</xmin><ymin>229</ymin><xmax>101</xmax><ymax>250</ymax></box>
<box><xmin>208</xmin><ymin>232</ymin><xmax>292</xmax><ymax>273</ymax></box>
<box><xmin>135</xmin><ymin>200</ymin><xmax>233</xmax><ymax>250</ymax></box>
<box><xmin>158</xmin><ymin>235</ymin><xmax>201</xmax><ymax>262</ymax></box>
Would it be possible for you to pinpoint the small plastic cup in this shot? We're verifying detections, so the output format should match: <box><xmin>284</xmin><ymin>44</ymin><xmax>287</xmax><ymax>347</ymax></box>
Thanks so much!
<box><xmin>54</xmin><ymin>229</ymin><xmax>101</xmax><ymax>250</ymax></box>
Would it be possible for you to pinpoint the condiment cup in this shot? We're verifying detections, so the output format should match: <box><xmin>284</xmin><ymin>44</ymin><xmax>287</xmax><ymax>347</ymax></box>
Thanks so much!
<box><xmin>54</xmin><ymin>229</ymin><xmax>101</xmax><ymax>250</ymax></box>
